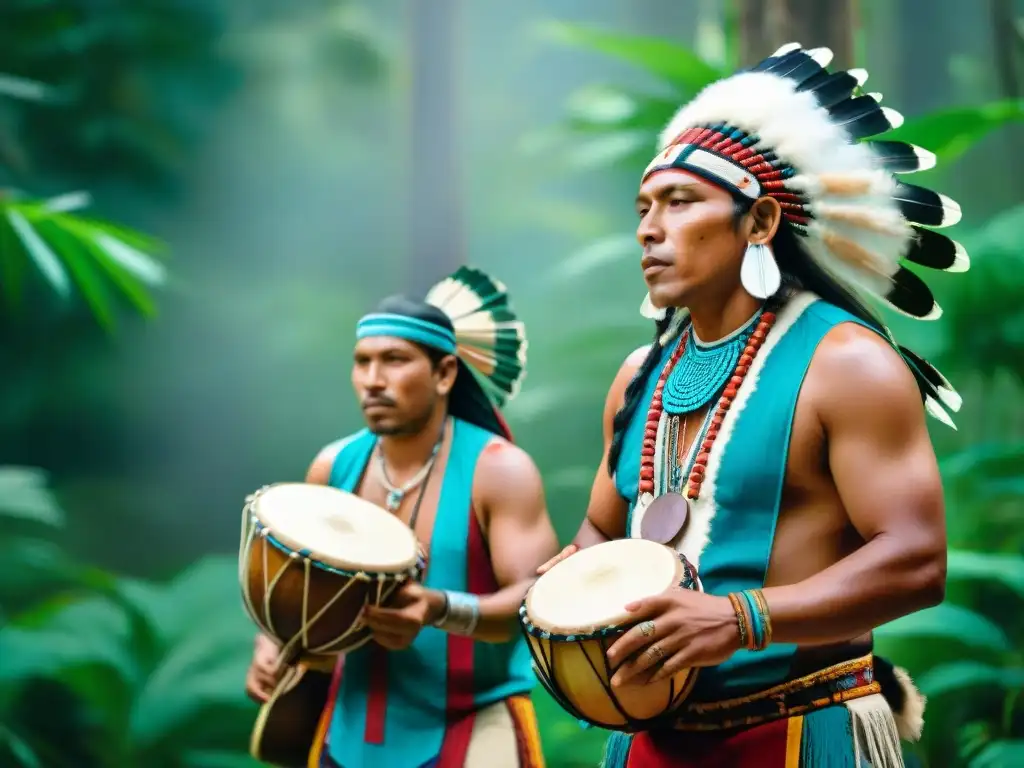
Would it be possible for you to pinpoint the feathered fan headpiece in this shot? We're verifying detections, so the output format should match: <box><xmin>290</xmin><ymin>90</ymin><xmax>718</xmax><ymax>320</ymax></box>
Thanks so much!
<box><xmin>424</xmin><ymin>265</ymin><xmax>528</xmax><ymax>408</ymax></box>
<box><xmin>640</xmin><ymin>42</ymin><xmax>966</xmax><ymax>427</ymax></box>
<box><xmin>356</xmin><ymin>266</ymin><xmax>527</xmax><ymax>438</ymax></box>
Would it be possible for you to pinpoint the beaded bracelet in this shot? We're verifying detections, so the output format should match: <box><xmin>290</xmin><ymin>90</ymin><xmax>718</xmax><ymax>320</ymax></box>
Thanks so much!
<box><xmin>726</xmin><ymin>592</ymin><xmax>750</xmax><ymax>650</ymax></box>
<box><xmin>727</xmin><ymin>589</ymin><xmax>773</xmax><ymax>652</ymax></box>
<box><xmin>749</xmin><ymin>588</ymin><xmax>773</xmax><ymax>648</ymax></box>
<box><xmin>735</xmin><ymin>588</ymin><xmax>772</xmax><ymax>651</ymax></box>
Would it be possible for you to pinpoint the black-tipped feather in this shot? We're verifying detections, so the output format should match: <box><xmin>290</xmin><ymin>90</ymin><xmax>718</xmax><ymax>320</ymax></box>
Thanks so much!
<box><xmin>900</xmin><ymin>346</ymin><xmax>954</xmax><ymax>393</ymax></box>
<box><xmin>798</xmin><ymin>71</ymin><xmax>863</xmax><ymax>109</ymax></box>
<box><xmin>893</xmin><ymin>182</ymin><xmax>958</xmax><ymax>227</ymax></box>
<box><xmin>870</xmin><ymin>141</ymin><xmax>932</xmax><ymax>173</ymax></box>
<box><xmin>903</xmin><ymin>226</ymin><xmax>967</xmax><ymax>272</ymax></box>
<box><xmin>753</xmin><ymin>50</ymin><xmax>827</xmax><ymax>87</ymax></box>
<box><xmin>828</xmin><ymin>95</ymin><xmax>897</xmax><ymax>139</ymax></box>
<box><xmin>885</xmin><ymin>266</ymin><xmax>939</xmax><ymax>319</ymax></box>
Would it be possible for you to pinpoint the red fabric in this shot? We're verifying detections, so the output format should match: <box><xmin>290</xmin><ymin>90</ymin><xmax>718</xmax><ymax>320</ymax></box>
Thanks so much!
<box><xmin>362</xmin><ymin>645</ymin><xmax>388</xmax><ymax>744</ymax></box>
<box><xmin>436</xmin><ymin>506</ymin><xmax>496</xmax><ymax>766</ymax></box>
<box><xmin>627</xmin><ymin>718</ymin><xmax>792</xmax><ymax>768</ymax></box>
<box><xmin>492</xmin><ymin>406</ymin><xmax>515</xmax><ymax>442</ymax></box>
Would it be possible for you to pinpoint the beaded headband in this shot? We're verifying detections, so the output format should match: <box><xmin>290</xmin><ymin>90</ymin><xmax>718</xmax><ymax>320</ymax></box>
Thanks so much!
<box><xmin>639</xmin><ymin>43</ymin><xmax>966</xmax><ymax>427</ymax></box>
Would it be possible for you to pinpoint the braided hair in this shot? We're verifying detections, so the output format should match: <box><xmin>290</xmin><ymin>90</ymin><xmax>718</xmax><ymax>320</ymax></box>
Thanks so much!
<box><xmin>606</xmin><ymin>307</ymin><xmax>678</xmax><ymax>476</ymax></box>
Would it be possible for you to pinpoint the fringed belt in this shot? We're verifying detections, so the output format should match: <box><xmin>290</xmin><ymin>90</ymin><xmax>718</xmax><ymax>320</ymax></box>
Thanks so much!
<box><xmin>671</xmin><ymin>654</ymin><xmax>879</xmax><ymax>732</ymax></box>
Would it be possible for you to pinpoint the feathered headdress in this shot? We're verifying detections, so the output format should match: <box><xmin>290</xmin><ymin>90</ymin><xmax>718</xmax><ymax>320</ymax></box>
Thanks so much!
<box><xmin>357</xmin><ymin>266</ymin><xmax>527</xmax><ymax>438</ymax></box>
<box><xmin>424</xmin><ymin>265</ymin><xmax>528</xmax><ymax>409</ymax></box>
<box><xmin>641</xmin><ymin>43</ymin><xmax>965</xmax><ymax>427</ymax></box>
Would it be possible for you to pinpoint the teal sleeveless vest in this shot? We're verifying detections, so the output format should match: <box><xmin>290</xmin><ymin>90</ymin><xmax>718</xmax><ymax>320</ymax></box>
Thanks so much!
<box><xmin>614</xmin><ymin>294</ymin><xmax>874</xmax><ymax>699</ymax></box>
<box><xmin>325</xmin><ymin>417</ymin><xmax>535</xmax><ymax>768</ymax></box>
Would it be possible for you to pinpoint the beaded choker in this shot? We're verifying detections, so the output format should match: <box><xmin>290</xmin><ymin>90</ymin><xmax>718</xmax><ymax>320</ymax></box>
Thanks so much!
<box><xmin>636</xmin><ymin>308</ymin><xmax>779</xmax><ymax>546</ymax></box>
<box><xmin>662</xmin><ymin>310</ymin><xmax>764</xmax><ymax>415</ymax></box>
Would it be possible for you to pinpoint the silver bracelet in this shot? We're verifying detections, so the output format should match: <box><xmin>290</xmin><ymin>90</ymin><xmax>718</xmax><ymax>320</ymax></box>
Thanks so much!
<box><xmin>432</xmin><ymin>590</ymin><xmax>480</xmax><ymax>636</ymax></box>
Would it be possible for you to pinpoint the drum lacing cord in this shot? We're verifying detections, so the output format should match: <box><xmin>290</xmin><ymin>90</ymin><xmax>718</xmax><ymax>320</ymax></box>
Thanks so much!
<box><xmin>243</xmin><ymin>510</ymin><xmax>410</xmax><ymax>661</ymax></box>
<box><xmin>239</xmin><ymin>495</ymin><xmax>402</xmax><ymax>659</ymax></box>
<box><xmin>239</xmin><ymin>425</ymin><xmax>442</xmax><ymax>663</ymax></box>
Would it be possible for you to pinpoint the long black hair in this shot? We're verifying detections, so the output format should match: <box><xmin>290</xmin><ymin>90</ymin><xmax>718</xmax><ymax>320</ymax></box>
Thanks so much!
<box><xmin>605</xmin><ymin>212</ymin><xmax>890</xmax><ymax>477</ymax></box>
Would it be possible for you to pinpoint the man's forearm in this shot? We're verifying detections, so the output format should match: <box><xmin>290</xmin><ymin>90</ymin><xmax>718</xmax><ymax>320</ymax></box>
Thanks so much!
<box><xmin>573</xmin><ymin>516</ymin><xmax>613</xmax><ymax>549</ymax></box>
<box><xmin>761</xmin><ymin>534</ymin><xmax>945</xmax><ymax>646</ymax></box>
<box><xmin>426</xmin><ymin>579</ymin><xmax>536</xmax><ymax>644</ymax></box>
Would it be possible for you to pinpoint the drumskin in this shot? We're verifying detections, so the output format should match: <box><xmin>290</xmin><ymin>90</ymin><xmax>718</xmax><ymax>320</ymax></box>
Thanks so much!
<box><xmin>318</xmin><ymin>419</ymin><xmax>538</xmax><ymax>768</ymax></box>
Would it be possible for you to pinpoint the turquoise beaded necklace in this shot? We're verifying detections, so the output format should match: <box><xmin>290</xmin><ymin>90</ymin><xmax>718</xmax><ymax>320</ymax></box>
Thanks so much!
<box><xmin>661</xmin><ymin>309</ymin><xmax>764</xmax><ymax>415</ymax></box>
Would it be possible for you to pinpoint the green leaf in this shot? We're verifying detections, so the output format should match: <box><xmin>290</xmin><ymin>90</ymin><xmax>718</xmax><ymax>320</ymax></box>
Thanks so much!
<box><xmin>0</xmin><ymin>197</ymin><xmax>166</xmax><ymax>330</ymax></box>
<box><xmin>0</xmin><ymin>73</ymin><xmax>52</xmax><ymax>102</ymax></box>
<box><xmin>970</xmin><ymin>740</ymin><xmax>1024</xmax><ymax>768</ymax></box>
<box><xmin>130</xmin><ymin>636</ymin><xmax>254</xmax><ymax>745</ymax></box>
<box><xmin>0</xmin><ymin>724</ymin><xmax>42</xmax><ymax>768</ymax></box>
<box><xmin>29</xmin><ymin>217</ymin><xmax>117</xmax><ymax>330</ymax></box>
<box><xmin>564</xmin><ymin>85</ymin><xmax>680</xmax><ymax>134</ymax></box>
<box><xmin>3</xmin><ymin>207</ymin><xmax>71</xmax><ymax>298</ymax></box>
<box><xmin>565</xmin><ymin>130</ymin><xmax>651</xmax><ymax>170</ymax></box>
<box><xmin>0</xmin><ymin>595</ymin><xmax>138</xmax><ymax>689</ymax></box>
<box><xmin>537</xmin><ymin>22</ymin><xmax>724</xmax><ymax>95</ymax></box>
<box><xmin>874</xmin><ymin>603</ymin><xmax>1010</xmax><ymax>653</ymax></box>
<box><xmin>0</xmin><ymin>467</ymin><xmax>63</xmax><ymax>527</ymax></box>
<box><xmin>941</xmin><ymin>443</ymin><xmax>1024</xmax><ymax>481</ymax></box>
<box><xmin>184</xmin><ymin>751</ymin><xmax>262</xmax><ymax>768</ymax></box>
<box><xmin>551</xmin><ymin>234</ymin><xmax>637</xmax><ymax>280</ymax></box>
<box><xmin>918</xmin><ymin>661</ymin><xmax>1024</xmax><ymax>698</ymax></box>
<box><xmin>946</xmin><ymin>550</ymin><xmax>1024</xmax><ymax>600</ymax></box>
<box><xmin>884</xmin><ymin>99</ymin><xmax>1024</xmax><ymax>163</ymax></box>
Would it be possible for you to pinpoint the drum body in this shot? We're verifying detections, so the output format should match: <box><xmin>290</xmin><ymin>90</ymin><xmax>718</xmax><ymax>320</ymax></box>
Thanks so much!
<box><xmin>519</xmin><ymin>538</ymin><xmax>702</xmax><ymax>732</ymax></box>
<box><xmin>239</xmin><ymin>483</ymin><xmax>424</xmax><ymax>661</ymax></box>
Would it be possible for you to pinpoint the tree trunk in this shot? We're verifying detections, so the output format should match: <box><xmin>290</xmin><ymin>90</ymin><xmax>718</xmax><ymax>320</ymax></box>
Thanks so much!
<box><xmin>407</xmin><ymin>0</ymin><xmax>463</xmax><ymax>296</ymax></box>
<box><xmin>736</xmin><ymin>0</ymin><xmax>857</xmax><ymax>69</ymax></box>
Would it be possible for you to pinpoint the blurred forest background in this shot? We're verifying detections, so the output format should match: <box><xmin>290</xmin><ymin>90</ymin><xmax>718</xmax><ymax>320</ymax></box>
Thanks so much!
<box><xmin>2</xmin><ymin>0</ymin><xmax>1024</xmax><ymax>766</ymax></box>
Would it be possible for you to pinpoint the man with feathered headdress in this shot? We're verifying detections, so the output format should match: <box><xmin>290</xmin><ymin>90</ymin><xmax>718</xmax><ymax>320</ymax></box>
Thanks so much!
<box><xmin>540</xmin><ymin>44</ymin><xmax>961</xmax><ymax>766</ymax></box>
<box><xmin>246</xmin><ymin>267</ymin><xmax>559</xmax><ymax>767</ymax></box>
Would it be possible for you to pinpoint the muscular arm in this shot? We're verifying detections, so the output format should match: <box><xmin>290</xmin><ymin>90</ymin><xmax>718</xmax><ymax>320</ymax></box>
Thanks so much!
<box><xmin>423</xmin><ymin>442</ymin><xmax>559</xmax><ymax>643</ymax></box>
<box><xmin>569</xmin><ymin>346</ymin><xmax>650</xmax><ymax>549</ymax></box>
<box><xmin>763</xmin><ymin>326</ymin><xmax>947</xmax><ymax>644</ymax></box>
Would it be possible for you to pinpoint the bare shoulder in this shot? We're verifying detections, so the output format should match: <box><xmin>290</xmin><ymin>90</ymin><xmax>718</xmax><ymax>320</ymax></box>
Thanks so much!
<box><xmin>474</xmin><ymin>438</ymin><xmax>543</xmax><ymax>498</ymax></box>
<box><xmin>807</xmin><ymin>322</ymin><xmax>925</xmax><ymax>436</ymax></box>
<box><xmin>305</xmin><ymin>438</ymin><xmax>347</xmax><ymax>484</ymax></box>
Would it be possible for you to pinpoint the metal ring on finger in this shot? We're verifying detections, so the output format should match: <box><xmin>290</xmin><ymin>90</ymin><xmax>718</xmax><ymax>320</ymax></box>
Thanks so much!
<box><xmin>639</xmin><ymin>620</ymin><xmax>656</xmax><ymax>637</ymax></box>
<box><xmin>646</xmin><ymin>643</ymin><xmax>665</xmax><ymax>662</ymax></box>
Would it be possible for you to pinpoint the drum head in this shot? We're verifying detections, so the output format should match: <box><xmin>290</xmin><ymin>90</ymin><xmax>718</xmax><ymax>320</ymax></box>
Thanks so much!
<box><xmin>526</xmin><ymin>538</ymin><xmax>682</xmax><ymax>635</ymax></box>
<box><xmin>251</xmin><ymin>483</ymin><xmax>419</xmax><ymax>573</ymax></box>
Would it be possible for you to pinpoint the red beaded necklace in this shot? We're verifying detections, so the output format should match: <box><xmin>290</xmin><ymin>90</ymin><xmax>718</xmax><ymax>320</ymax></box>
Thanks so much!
<box><xmin>638</xmin><ymin>310</ymin><xmax>778</xmax><ymax>502</ymax></box>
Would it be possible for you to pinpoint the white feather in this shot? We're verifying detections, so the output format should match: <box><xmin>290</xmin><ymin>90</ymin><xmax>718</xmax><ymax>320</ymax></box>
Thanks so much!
<box><xmin>771</xmin><ymin>42</ymin><xmax>802</xmax><ymax>57</ymax></box>
<box><xmin>946</xmin><ymin>238</ymin><xmax>970</xmax><ymax>272</ymax></box>
<box><xmin>910</xmin><ymin>145</ymin><xmax>937</xmax><ymax>172</ymax></box>
<box><xmin>640</xmin><ymin>293</ymin><xmax>666</xmax><ymax>320</ymax></box>
<box><xmin>740</xmin><ymin>243</ymin><xmax>781</xmax><ymax>299</ymax></box>
<box><xmin>848</xmin><ymin>68</ymin><xmax>869</xmax><ymax>86</ymax></box>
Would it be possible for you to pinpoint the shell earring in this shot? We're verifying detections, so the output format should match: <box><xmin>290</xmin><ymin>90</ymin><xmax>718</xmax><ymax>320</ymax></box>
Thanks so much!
<box><xmin>640</xmin><ymin>293</ymin><xmax>667</xmax><ymax>320</ymax></box>
<box><xmin>740</xmin><ymin>242</ymin><xmax>781</xmax><ymax>300</ymax></box>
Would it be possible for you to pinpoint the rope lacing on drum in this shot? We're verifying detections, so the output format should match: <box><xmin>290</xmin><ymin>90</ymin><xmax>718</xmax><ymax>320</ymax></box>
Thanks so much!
<box><xmin>238</xmin><ymin>488</ymin><xmax>423</xmax><ymax>663</ymax></box>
